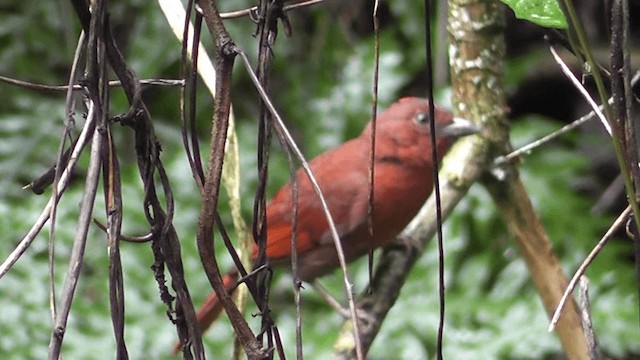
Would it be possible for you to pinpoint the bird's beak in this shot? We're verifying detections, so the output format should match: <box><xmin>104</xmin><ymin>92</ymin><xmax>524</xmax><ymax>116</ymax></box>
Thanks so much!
<box><xmin>439</xmin><ymin>117</ymin><xmax>481</xmax><ymax>138</ymax></box>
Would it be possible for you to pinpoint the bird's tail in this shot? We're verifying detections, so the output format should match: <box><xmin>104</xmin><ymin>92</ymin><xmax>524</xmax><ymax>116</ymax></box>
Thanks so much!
<box><xmin>172</xmin><ymin>270</ymin><xmax>239</xmax><ymax>354</ymax></box>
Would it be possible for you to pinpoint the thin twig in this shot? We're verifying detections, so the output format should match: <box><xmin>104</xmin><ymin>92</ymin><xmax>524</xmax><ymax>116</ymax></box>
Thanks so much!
<box><xmin>0</xmin><ymin>102</ymin><xmax>96</xmax><ymax>279</ymax></box>
<box><xmin>0</xmin><ymin>75</ymin><xmax>183</xmax><ymax>92</ymax></box>
<box><xmin>104</xmin><ymin>110</ymin><xmax>129</xmax><ymax>359</ymax></box>
<box><xmin>500</xmin><ymin>105</ymin><xmax>603</xmax><ymax>162</ymax></box>
<box><xmin>48</xmin><ymin>29</ymin><xmax>86</xmax><ymax>326</ymax></box>
<box><xmin>578</xmin><ymin>277</ymin><xmax>601</xmax><ymax>360</ymax></box>
<box><xmin>220</xmin><ymin>0</ymin><xmax>326</xmax><ymax>19</ymax></box>
<box><xmin>423</xmin><ymin>0</ymin><xmax>446</xmax><ymax>358</ymax></box>
<box><xmin>187</xmin><ymin>11</ymin><xmax>207</xmax><ymax>189</ymax></box>
<box><xmin>171</xmin><ymin>0</ymin><xmax>202</xmax><ymax>196</ymax></box>
<box><xmin>48</xmin><ymin>102</ymin><xmax>103</xmax><ymax>358</ymax></box>
<box><xmin>288</xmin><ymin>114</ymin><xmax>303</xmax><ymax>360</ymax></box>
<box><xmin>549</xmin><ymin>45</ymin><xmax>611</xmax><ymax>135</ymax></box>
<box><xmin>311</xmin><ymin>281</ymin><xmax>352</xmax><ymax>317</ymax></box>
<box><xmin>549</xmin><ymin>205</ymin><xmax>632</xmax><ymax>331</ymax></box>
<box><xmin>499</xmin><ymin>72</ymin><xmax>640</xmax><ymax>162</ymax></box>
<box><xmin>92</xmin><ymin>218</ymin><xmax>154</xmax><ymax>243</ymax></box>
<box><xmin>253</xmin><ymin>1</ymin><xmax>280</xmax><ymax>356</ymax></box>
<box><xmin>366</xmin><ymin>0</ymin><xmax>381</xmax><ymax>288</ymax></box>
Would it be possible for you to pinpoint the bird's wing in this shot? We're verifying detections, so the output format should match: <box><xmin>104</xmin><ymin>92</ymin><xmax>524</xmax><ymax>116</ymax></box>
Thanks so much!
<box><xmin>264</xmin><ymin>139</ymin><xmax>369</xmax><ymax>262</ymax></box>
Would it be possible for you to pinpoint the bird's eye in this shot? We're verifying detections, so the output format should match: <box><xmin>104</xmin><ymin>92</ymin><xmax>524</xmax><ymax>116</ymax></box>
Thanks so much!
<box><xmin>415</xmin><ymin>112</ymin><xmax>431</xmax><ymax>125</ymax></box>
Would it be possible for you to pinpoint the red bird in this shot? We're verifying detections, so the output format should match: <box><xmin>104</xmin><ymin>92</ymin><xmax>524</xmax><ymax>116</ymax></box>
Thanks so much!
<box><xmin>181</xmin><ymin>97</ymin><xmax>477</xmax><ymax>350</ymax></box>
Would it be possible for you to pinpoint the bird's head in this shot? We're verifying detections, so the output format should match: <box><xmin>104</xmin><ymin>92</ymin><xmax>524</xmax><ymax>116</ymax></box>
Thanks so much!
<box><xmin>362</xmin><ymin>97</ymin><xmax>479</xmax><ymax>166</ymax></box>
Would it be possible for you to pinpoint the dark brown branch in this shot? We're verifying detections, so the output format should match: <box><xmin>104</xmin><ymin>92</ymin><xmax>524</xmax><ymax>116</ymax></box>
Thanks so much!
<box><xmin>196</xmin><ymin>0</ymin><xmax>266</xmax><ymax>358</ymax></box>
<box><xmin>610</xmin><ymin>0</ymin><xmax>640</xmax><ymax>322</ymax></box>
<box><xmin>253</xmin><ymin>0</ymin><xmax>283</xmax><ymax>356</ymax></box>
<box><xmin>103</xmin><ymin>119</ymin><xmax>129</xmax><ymax>359</ymax></box>
<box><xmin>181</xmin><ymin>3</ymin><xmax>206</xmax><ymax>192</ymax></box>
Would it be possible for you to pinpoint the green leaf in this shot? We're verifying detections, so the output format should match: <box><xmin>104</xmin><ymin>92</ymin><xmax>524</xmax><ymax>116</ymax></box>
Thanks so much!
<box><xmin>502</xmin><ymin>0</ymin><xmax>568</xmax><ymax>29</ymax></box>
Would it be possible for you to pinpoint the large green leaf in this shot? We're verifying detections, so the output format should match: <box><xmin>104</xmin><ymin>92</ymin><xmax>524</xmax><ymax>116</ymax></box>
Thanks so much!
<box><xmin>502</xmin><ymin>0</ymin><xmax>568</xmax><ymax>29</ymax></box>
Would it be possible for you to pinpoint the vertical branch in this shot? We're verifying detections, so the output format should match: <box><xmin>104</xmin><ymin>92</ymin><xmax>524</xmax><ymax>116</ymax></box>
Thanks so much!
<box><xmin>610</xmin><ymin>0</ymin><xmax>640</xmax><ymax>312</ymax></box>
<box><xmin>578</xmin><ymin>278</ymin><xmax>601</xmax><ymax>359</ymax></box>
<box><xmin>94</xmin><ymin>10</ymin><xmax>129</xmax><ymax>355</ymax></box>
<box><xmin>253</xmin><ymin>0</ymin><xmax>272</xmax><ymax>269</ymax></box>
<box><xmin>290</xmin><ymin>159</ymin><xmax>303</xmax><ymax>360</ymax></box>
<box><xmin>93</xmin><ymin>11</ymin><xmax>129</xmax><ymax>355</ymax></box>
<box><xmin>197</xmin><ymin>1</ymin><xmax>265</xmax><ymax>358</ymax></box>
<box><xmin>180</xmin><ymin>0</ymin><xmax>206</xmax><ymax>191</ymax></box>
<box><xmin>253</xmin><ymin>1</ymin><xmax>276</xmax><ymax>353</ymax></box>
<box><xmin>48</xmin><ymin>31</ymin><xmax>86</xmax><ymax>326</ymax></box>
<box><xmin>103</xmin><ymin>121</ymin><xmax>128</xmax><ymax>359</ymax></box>
<box><xmin>422</xmin><ymin>1</ymin><xmax>446</xmax><ymax>358</ymax></box>
<box><xmin>48</xmin><ymin>103</ymin><xmax>102</xmax><ymax>359</ymax></box>
<box><xmin>253</xmin><ymin>2</ymin><xmax>298</xmax><ymax>357</ymax></box>
<box><xmin>49</xmin><ymin>0</ymin><xmax>108</xmax><ymax>355</ymax></box>
<box><xmin>367</xmin><ymin>0</ymin><xmax>380</xmax><ymax>286</ymax></box>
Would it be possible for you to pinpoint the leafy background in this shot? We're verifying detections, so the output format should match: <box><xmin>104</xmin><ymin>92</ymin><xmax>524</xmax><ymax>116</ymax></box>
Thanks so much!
<box><xmin>0</xmin><ymin>0</ymin><xmax>638</xmax><ymax>359</ymax></box>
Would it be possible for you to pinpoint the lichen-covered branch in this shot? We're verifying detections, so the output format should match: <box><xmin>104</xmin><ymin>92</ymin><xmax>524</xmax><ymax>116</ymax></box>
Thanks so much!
<box><xmin>449</xmin><ymin>1</ymin><xmax>589</xmax><ymax>358</ymax></box>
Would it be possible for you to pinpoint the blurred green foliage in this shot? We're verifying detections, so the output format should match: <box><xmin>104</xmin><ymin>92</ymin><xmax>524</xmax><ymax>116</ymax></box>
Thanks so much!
<box><xmin>0</xmin><ymin>1</ymin><xmax>637</xmax><ymax>359</ymax></box>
